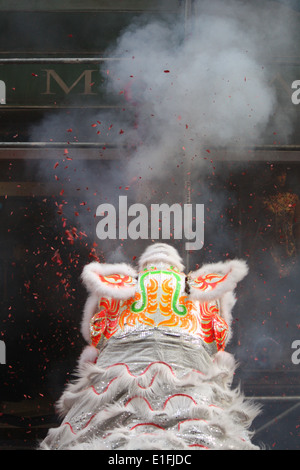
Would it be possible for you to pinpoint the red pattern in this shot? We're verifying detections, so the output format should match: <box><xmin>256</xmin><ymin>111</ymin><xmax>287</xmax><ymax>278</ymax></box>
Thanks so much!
<box><xmin>198</xmin><ymin>301</ymin><xmax>228</xmax><ymax>351</ymax></box>
<box><xmin>191</xmin><ymin>272</ymin><xmax>229</xmax><ymax>292</ymax></box>
<box><xmin>106</xmin><ymin>361</ymin><xmax>176</xmax><ymax>377</ymax></box>
<box><xmin>63</xmin><ymin>413</ymin><xmax>96</xmax><ymax>434</ymax></box>
<box><xmin>90</xmin><ymin>298</ymin><xmax>121</xmax><ymax>346</ymax></box>
<box><xmin>130</xmin><ymin>422</ymin><xmax>165</xmax><ymax>431</ymax></box>
<box><xmin>98</xmin><ymin>273</ymin><xmax>136</xmax><ymax>288</ymax></box>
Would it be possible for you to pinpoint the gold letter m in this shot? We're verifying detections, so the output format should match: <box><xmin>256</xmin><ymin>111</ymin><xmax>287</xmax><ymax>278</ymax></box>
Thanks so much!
<box><xmin>42</xmin><ymin>69</ymin><xmax>97</xmax><ymax>95</ymax></box>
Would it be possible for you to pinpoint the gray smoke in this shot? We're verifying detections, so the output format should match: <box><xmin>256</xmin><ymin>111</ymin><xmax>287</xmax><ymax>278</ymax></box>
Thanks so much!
<box><xmin>27</xmin><ymin>0</ymin><xmax>298</xmax><ymax>262</ymax></box>
<box><xmin>98</xmin><ymin>0</ymin><xmax>297</xmax><ymax>183</ymax></box>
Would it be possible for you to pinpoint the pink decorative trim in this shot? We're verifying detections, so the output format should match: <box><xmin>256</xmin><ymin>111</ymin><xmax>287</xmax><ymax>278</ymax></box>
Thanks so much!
<box><xmin>177</xmin><ymin>418</ymin><xmax>207</xmax><ymax>430</ymax></box>
<box><xmin>106</xmin><ymin>361</ymin><xmax>176</xmax><ymax>377</ymax></box>
<box><xmin>125</xmin><ymin>396</ymin><xmax>155</xmax><ymax>411</ymax></box>
<box><xmin>90</xmin><ymin>377</ymin><xmax>118</xmax><ymax>395</ymax></box>
<box><xmin>163</xmin><ymin>393</ymin><xmax>197</xmax><ymax>408</ymax></box>
<box><xmin>130</xmin><ymin>422</ymin><xmax>165</xmax><ymax>431</ymax></box>
<box><xmin>188</xmin><ymin>444</ymin><xmax>210</xmax><ymax>449</ymax></box>
<box><xmin>63</xmin><ymin>413</ymin><xmax>96</xmax><ymax>435</ymax></box>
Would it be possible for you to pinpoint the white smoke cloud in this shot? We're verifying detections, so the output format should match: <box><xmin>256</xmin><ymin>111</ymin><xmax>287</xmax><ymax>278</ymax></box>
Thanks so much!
<box><xmin>26</xmin><ymin>0</ymin><xmax>298</xmax><ymax>261</ymax></box>
<box><xmin>99</xmin><ymin>0</ymin><xmax>297</xmax><ymax>181</ymax></box>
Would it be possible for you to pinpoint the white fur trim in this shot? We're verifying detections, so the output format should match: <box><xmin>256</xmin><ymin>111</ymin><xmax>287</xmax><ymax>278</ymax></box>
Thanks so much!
<box><xmin>188</xmin><ymin>259</ymin><xmax>248</xmax><ymax>302</ymax></box>
<box><xmin>219</xmin><ymin>291</ymin><xmax>237</xmax><ymax>344</ymax></box>
<box><xmin>213</xmin><ymin>350</ymin><xmax>237</xmax><ymax>373</ymax></box>
<box><xmin>78</xmin><ymin>345</ymin><xmax>99</xmax><ymax>368</ymax></box>
<box><xmin>81</xmin><ymin>261</ymin><xmax>138</xmax><ymax>298</ymax></box>
<box><xmin>138</xmin><ymin>243</ymin><xmax>185</xmax><ymax>271</ymax></box>
<box><xmin>50</xmin><ymin>355</ymin><xmax>261</xmax><ymax>449</ymax></box>
<box><xmin>81</xmin><ymin>293</ymin><xmax>99</xmax><ymax>343</ymax></box>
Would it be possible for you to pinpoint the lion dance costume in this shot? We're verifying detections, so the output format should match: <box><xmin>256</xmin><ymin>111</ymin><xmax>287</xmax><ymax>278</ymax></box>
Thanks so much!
<box><xmin>41</xmin><ymin>243</ymin><xmax>260</xmax><ymax>450</ymax></box>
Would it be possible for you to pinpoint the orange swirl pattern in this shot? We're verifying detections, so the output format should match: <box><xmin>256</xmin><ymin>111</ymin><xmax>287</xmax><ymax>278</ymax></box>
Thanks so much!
<box><xmin>158</xmin><ymin>279</ymin><xmax>198</xmax><ymax>332</ymax></box>
<box><xmin>177</xmin><ymin>297</ymin><xmax>199</xmax><ymax>334</ymax></box>
<box><xmin>90</xmin><ymin>311</ymin><xmax>106</xmax><ymax>347</ymax></box>
<box><xmin>90</xmin><ymin>270</ymin><xmax>228</xmax><ymax>351</ymax></box>
<box><xmin>159</xmin><ymin>278</ymin><xmax>180</xmax><ymax>328</ymax></box>
<box><xmin>198</xmin><ymin>301</ymin><xmax>228</xmax><ymax>351</ymax></box>
<box><xmin>119</xmin><ymin>278</ymin><xmax>158</xmax><ymax>328</ymax></box>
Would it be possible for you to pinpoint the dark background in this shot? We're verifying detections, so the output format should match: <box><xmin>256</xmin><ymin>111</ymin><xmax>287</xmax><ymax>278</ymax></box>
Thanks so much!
<box><xmin>0</xmin><ymin>0</ymin><xmax>300</xmax><ymax>450</ymax></box>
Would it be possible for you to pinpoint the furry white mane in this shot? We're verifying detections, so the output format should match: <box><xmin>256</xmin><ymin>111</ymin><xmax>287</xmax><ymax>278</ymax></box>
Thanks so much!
<box><xmin>189</xmin><ymin>259</ymin><xmax>249</xmax><ymax>302</ymax></box>
<box><xmin>138</xmin><ymin>243</ymin><xmax>185</xmax><ymax>271</ymax></box>
<box><xmin>81</xmin><ymin>261</ymin><xmax>138</xmax><ymax>295</ymax></box>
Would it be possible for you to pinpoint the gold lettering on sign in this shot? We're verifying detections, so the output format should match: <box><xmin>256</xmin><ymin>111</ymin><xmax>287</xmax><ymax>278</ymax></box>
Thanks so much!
<box><xmin>42</xmin><ymin>69</ymin><xmax>97</xmax><ymax>95</ymax></box>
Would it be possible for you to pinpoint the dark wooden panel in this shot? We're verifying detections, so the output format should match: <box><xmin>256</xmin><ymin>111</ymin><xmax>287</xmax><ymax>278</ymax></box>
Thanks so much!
<box><xmin>0</xmin><ymin>0</ymin><xmax>181</xmax><ymax>12</ymax></box>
